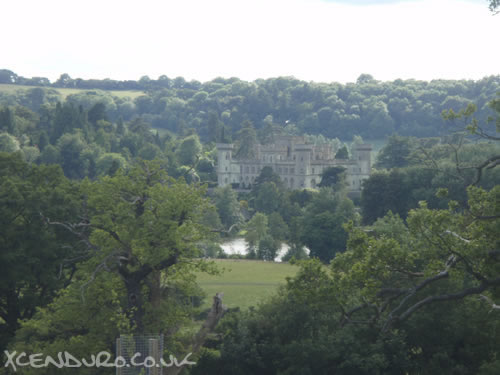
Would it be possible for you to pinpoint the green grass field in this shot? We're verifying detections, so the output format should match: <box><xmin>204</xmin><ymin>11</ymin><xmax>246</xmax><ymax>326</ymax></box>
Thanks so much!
<box><xmin>196</xmin><ymin>259</ymin><xmax>299</xmax><ymax>310</ymax></box>
<box><xmin>0</xmin><ymin>83</ymin><xmax>145</xmax><ymax>100</ymax></box>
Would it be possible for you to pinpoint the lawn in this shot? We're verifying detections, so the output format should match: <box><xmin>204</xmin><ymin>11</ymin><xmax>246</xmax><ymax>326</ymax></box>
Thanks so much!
<box><xmin>0</xmin><ymin>84</ymin><xmax>145</xmax><ymax>100</ymax></box>
<box><xmin>196</xmin><ymin>259</ymin><xmax>299</xmax><ymax>310</ymax></box>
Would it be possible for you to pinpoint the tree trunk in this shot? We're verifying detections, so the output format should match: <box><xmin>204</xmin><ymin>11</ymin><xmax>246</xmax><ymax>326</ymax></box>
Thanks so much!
<box><xmin>164</xmin><ymin>293</ymin><xmax>227</xmax><ymax>375</ymax></box>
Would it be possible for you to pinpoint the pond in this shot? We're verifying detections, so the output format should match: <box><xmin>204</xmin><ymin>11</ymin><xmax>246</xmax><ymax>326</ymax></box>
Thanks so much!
<box><xmin>220</xmin><ymin>237</ymin><xmax>297</xmax><ymax>262</ymax></box>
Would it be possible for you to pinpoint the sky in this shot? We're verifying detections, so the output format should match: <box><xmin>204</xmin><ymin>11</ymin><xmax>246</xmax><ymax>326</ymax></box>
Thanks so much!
<box><xmin>1</xmin><ymin>0</ymin><xmax>498</xmax><ymax>84</ymax></box>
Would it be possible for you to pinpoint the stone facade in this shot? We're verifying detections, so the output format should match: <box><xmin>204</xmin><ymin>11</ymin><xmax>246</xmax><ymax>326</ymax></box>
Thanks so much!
<box><xmin>216</xmin><ymin>136</ymin><xmax>371</xmax><ymax>192</ymax></box>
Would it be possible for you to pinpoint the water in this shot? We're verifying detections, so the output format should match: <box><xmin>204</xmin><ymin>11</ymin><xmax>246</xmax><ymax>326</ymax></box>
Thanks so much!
<box><xmin>220</xmin><ymin>237</ymin><xmax>291</xmax><ymax>262</ymax></box>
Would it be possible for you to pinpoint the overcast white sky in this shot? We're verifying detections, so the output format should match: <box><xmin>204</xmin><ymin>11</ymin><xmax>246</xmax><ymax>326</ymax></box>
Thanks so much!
<box><xmin>1</xmin><ymin>0</ymin><xmax>498</xmax><ymax>84</ymax></box>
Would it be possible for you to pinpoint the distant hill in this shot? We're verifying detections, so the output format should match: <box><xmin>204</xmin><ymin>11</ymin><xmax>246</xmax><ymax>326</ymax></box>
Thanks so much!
<box><xmin>1</xmin><ymin>68</ymin><xmax>499</xmax><ymax>141</ymax></box>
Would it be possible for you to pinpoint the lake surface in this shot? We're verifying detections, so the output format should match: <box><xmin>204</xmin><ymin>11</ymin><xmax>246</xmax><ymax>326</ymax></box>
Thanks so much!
<box><xmin>220</xmin><ymin>238</ymin><xmax>293</xmax><ymax>262</ymax></box>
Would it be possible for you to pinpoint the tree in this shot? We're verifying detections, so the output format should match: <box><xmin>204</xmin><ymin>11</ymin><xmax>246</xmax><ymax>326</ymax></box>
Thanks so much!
<box><xmin>54</xmin><ymin>73</ymin><xmax>74</xmax><ymax>87</ymax></box>
<box><xmin>0</xmin><ymin>153</ymin><xmax>78</xmax><ymax>352</ymax></box>
<box><xmin>0</xmin><ymin>107</ymin><xmax>15</xmax><ymax>133</ymax></box>
<box><xmin>335</xmin><ymin>145</ymin><xmax>349</xmax><ymax>159</ymax></box>
<box><xmin>375</xmin><ymin>134</ymin><xmax>414</xmax><ymax>169</ymax></box>
<box><xmin>51</xmin><ymin>102</ymin><xmax>85</xmax><ymax>143</ymax></box>
<box><xmin>0</xmin><ymin>133</ymin><xmax>20</xmax><ymax>152</ymax></box>
<box><xmin>213</xmin><ymin>185</ymin><xmax>241</xmax><ymax>230</ymax></box>
<box><xmin>253</xmin><ymin>165</ymin><xmax>283</xmax><ymax>190</ymax></box>
<box><xmin>257</xmin><ymin>234</ymin><xmax>279</xmax><ymax>261</ymax></box>
<box><xmin>300</xmin><ymin>188</ymin><xmax>355</xmax><ymax>263</ymax></box>
<box><xmin>41</xmin><ymin>161</ymin><xmax>215</xmax><ymax>333</ymax></box>
<box><xmin>56</xmin><ymin>133</ymin><xmax>89</xmax><ymax>179</ymax></box>
<box><xmin>38</xmin><ymin>144</ymin><xmax>60</xmax><ymax>165</ymax></box>
<box><xmin>490</xmin><ymin>0</ymin><xmax>499</xmax><ymax>13</ymax></box>
<box><xmin>235</xmin><ymin>121</ymin><xmax>257</xmax><ymax>159</ymax></box>
<box><xmin>357</xmin><ymin>73</ymin><xmax>376</xmax><ymax>85</ymax></box>
<box><xmin>21</xmin><ymin>146</ymin><xmax>40</xmax><ymax>164</ymax></box>
<box><xmin>361</xmin><ymin>170</ymin><xmax>407</xmax><ymax>224</ymax></box>
<box><xmin>318</xmin><ymin>166</ymin><xmax>346</xmax><ymax>188</ymax></box>
<box><xmin>37</xmin><ymin>130</ymin><xmax>49</xmax><ymax>151</ymax></box>
<box><xmin>268</xmin><ymin>212</ymin><xmax>289</xmax><ymax>243</ymax></box>
<box><xmin>244</xmin><ymin>212</ymin><xmax>269</xmax><ymax>258</ymax></box>
<box><xmin>333</xmin><ymin>185</ymin><xmax>500</xmax><ymax>333</ymax></box>
<box><xmin>207</xmin><ymin>111</ymin><xmax>223</xmax><ymax>142</ymax></box>
<box><xmin>177</xmin><ymin>134</ymin><xmax>202</xmax><ymax>166</ymax></box>
<box><xmin>254</xmin><ymin>181</ymin><xmax>281</xmax><ymax>214</ymax></box>
<box><xmin>0</xmin><ymin>69</ymin><xmax>18</xmax><ymax>84</ymax></box>
<box><xmin>95</xmin><ymin>152</ymin><xmax>127</xmax><ymax>176</ymax></box>
<box><xmin>87</xmin><ymin>102</ymin><xmax>108</xmax><ymax>126</ymax></box>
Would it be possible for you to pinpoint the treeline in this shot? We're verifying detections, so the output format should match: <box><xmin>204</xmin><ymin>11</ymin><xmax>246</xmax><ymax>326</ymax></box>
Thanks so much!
<box><xmin>1</xmin><ymin>69</ymin><xmax>499</xmax><ymax>140</ymax></box>
<box><xmin>0</xmin><ymin>100</ymin><xmax>218</xmax><ymax>183</ymax></box>
<box><xmin>361</xmin><ymin>133</ymin><xmax>500</xmax><ymax>224</ymax></box>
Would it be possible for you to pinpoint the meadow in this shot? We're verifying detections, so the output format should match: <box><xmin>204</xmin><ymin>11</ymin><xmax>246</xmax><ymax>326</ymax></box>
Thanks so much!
<box><xmin>196</xmin><ymin>259</ymin><xmax>299</xmax><ymax>310</ymax></box>
<box><xmin>0</xmin><ymin>83</ymin><xmax>145</xmax><ymax>100</ymax></box>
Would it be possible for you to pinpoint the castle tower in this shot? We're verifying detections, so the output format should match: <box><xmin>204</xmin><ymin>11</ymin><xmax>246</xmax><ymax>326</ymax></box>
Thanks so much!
<box><xmin>216</xmin><ymin>143</ymin><xmax>234</xmax><ymax>187</ymax></box>
<box><xmin>354</xmin><ymin>144</ymin><xmax>372</xmax><ymax>175</ymax></box>
<box><xmin>352</xmin><ymin>144</ymin><xmax>372</xmax><ymax>191</ymax></box>
<box><xmin>294</xmin><ymin>144</ymin><xmax>313</xmax><ymax>188</ymax></box>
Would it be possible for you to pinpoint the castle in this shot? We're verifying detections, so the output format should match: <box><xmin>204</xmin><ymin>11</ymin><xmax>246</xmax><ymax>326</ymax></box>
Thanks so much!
<box><xmin>216</xmin><ymin>136</ymin><xmax>372</xmax><ymax>193</ymax></box>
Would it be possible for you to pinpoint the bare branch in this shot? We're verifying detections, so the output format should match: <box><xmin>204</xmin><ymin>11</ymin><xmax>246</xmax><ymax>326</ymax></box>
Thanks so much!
<box><xmin>444</xmin><ymin>230</ymin><xmax>470</xmax><ymax>243</ymax></box>
<box><xmin>211</xmin><ymin>223</ymin><xmax>239</xmax><ymax>234</ymax></box>
<box><xmin>471</xmin><ymin>155</ymin><xmax>500</xmax><ymax>186</ymax></box>
<box><xmin>479</xmin><ymin>294</ymin><xmax>500</xmax><ymax>311</ymax></box>
<box><xmin>164</xmin><ymin>293</ymin><xmax>227</xmax><ymax>375</ymax></box>
<box><xmin>398</xmin><ymin>277</ymin><xmax>500</xmax><ymax>322</ymax></box>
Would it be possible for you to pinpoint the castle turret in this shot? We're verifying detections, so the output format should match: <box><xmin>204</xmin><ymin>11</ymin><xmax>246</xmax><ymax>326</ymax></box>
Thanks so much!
<box><xmin>294</xmin><ymin>144</ymin><xmax>313</xmax><ymax>188</ymax></box>
<box><xmin>354</xmin><ymin>144</ymin><xmax>372</xmax><ymax>175</ymax></box>
<box><xmin>353</xmin><ymin>144</ymin><xmax>372</xmax><ymax>190</ymax></box>
<box><xmin>216</xmin><ymin>143</ymin><xmax>234</xmax><ymax>187</ymax></box>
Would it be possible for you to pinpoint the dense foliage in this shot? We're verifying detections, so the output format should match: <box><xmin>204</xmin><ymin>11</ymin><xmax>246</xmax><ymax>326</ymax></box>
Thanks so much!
<box><xmin>1</xmin><ymin>69</ymin><xmax>498</xmax><ymax>141</ymax></box>
<box><xmin>0</xmin><ymin>45</ymin><xmax>499</xmax><ymax>372</ymax></box>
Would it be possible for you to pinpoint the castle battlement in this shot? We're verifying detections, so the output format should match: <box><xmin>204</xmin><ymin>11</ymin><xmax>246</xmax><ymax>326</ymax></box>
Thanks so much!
<box><xmin>216</xmin><ymin>136</ymin><xmax>371</xmax><ymax>191</ymax></box>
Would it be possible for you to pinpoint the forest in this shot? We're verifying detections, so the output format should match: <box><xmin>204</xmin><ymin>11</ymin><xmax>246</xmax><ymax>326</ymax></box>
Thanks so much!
<box><xmin>0</xmin><ymin>64</ymin><xmax>499</xmax><ymax>374</ymax></box>
<box><xmin>1</xmin><ymin>68</ymin><xmax>499</xmax><ymax>140</ymax></box>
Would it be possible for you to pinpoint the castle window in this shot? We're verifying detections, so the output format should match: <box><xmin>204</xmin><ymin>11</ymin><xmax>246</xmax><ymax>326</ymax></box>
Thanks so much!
<box><xmin>240</xmin><ymin>165</ymin><xmax>243</xmax><ymax>173</ymax></box>
<box><xmin>224</xmin><ymin>178</ymin><xmax>228</xmax><ymax>183</ymax></box>
<box><xmin>285</xmin><ymin>168</ymin><xmax>288</xmax><ymax>174</ymax></box>
<box><xmin>278</xmin><ymin>167</ymin><xmax>282</xmax><ymax>173</ymax></box>
<box><xmin>300</xmin><ymin>156</ymin><xmax>303</xmax><ymax>161</ymax></box>
<box><xmin>312</xmin><ymin>168</ymin><xmax>315</xmax><ymax>174</ymax></box>
<box><xmin>270</xmin><ymin>156</ymin><xmax>273</xmax><ymax>162</ymax></box>
<box><xmin>290</xmin><ymin>168</ymin><xmax>295</xmax><ymax>174</ymax></box>
<box><xmin>290</xmin><ymin>178</ymin><xmax>294</xmax><ymax>188</ymax></box>
<box><xmin>251</xmin><ymin>166</ymin><xmax>255</xmax><ymax>173</ymax></box>
<box><xmin>293</xmin><ymin>155</ymin><xmax>296</xmax><ymax>161</ymax></box>
<box><xmin>245</xmin><ymin>166</ymin><xmax>249</xmax><ymax>173</ymax></box>
<box><xmin>263</xmin><ymin>155</ymin><xmax>266</xmax><ymax>161</ymax></box>
<box><xmin>225</xmin><ymin>167</ymin><xmax>228</xmax><ymax>171</ymax></box>
<box><xmin>316</xmin><ymin>155</ymin><xmax>319</xmax><ymax>160</ymax></box>
<box><xmin>226</xmin><ymin>152</ymin><xmax>229</xmax><ymax>160</ymax></box>
<box><xmin>311</xmin><ymin>179</ymin><xmax>316</xmax><ymax>188</ymax></box>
